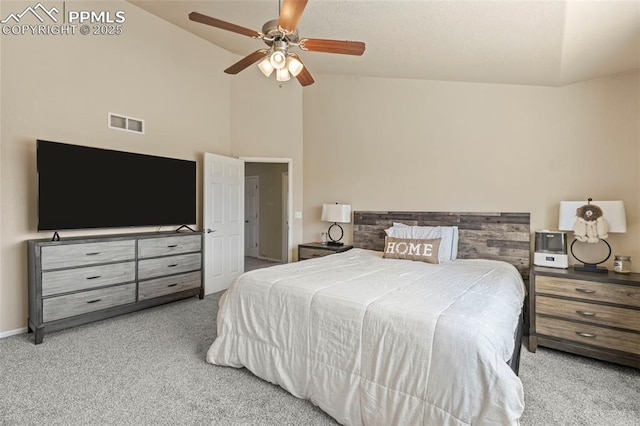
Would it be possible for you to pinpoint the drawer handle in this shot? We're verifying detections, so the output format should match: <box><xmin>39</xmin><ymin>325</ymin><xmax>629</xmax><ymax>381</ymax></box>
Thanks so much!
<box><xmin>167</xmin><ymin>264</ymin><xmax>178</xmax><ymax>268</ymax></box>
<box><xmin>86</xmin><ymin>276</ymin><xmax>102</xmax><ymax>280</ymax></box>
<box><xmin>85</xmin><ymin>252</ymin><xmax>101</xmax><ymax>256</ymax></box>
<box><xmin>86</xmin><ymin>299</ymin><xmax>102</xmax><ymax>304</ymax></box>
<box><xmin>576</xmin><ymin>332</ymin><xmax>596</xmax><ymax>338</ymax></box>
<box><xmin>167</xmin><ymin>283</ymin><xmax>178</xmax><ymax>288</ymax></box>
<box><xmin>167</xmin><ymin>245</ymin><xmax>178</xmax><ymax>248</ymax></box>
<box><xmin>576</xmin><ymin>310</ymin><xmax>596</xmax><ymax>317</ymax></box>
<box><xmin>575</xmin><ymin>288</ymin><xmax>596</xmax><ymax>294</ymax></box>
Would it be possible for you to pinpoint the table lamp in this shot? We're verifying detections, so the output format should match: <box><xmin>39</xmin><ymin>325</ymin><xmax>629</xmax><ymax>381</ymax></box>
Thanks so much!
<box><xmin>558</xmin><ymin>199</ymin><xmax>626</xmax><ymax>273</ymax></box>
<box><xmin>321</xmin><ymin>203</ymin><xmax>351</xmax><ymax>246</ymax></box>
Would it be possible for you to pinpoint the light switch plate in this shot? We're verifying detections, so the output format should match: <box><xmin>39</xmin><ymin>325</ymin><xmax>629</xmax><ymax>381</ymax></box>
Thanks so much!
<box><xmin>294</xmin><ymin>211</ymin><xmax>302</xmax><ymax>219</ymax></box>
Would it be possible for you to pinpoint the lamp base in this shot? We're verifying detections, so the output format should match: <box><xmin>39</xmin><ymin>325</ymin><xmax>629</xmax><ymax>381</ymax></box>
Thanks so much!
<box><xmin>570</xmin><ymin>239</ymin><xmax>611</xmax><ymax>274</ymax></box>
<box><xmin>574</xmin><ymin>264</ymin><xmax>609</xmax><ymax>274</ymax></box>
<box><xmin>327</xmin><ymin>223</ymin><xmax>345</xmax><ymax>246</ymax></box>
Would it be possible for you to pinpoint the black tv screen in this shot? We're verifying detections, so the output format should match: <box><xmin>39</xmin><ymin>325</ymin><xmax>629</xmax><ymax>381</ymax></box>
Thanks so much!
<box><xmin>37</xmin><ymin>140</ymin><xmax>196</xmax><ymax>231</ymax></box>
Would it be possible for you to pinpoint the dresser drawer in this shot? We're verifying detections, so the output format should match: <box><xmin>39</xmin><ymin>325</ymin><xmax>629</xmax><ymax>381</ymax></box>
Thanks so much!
<box><xmin>138</xmin><ymin>253</ymin><xmax>201</xmax><ymax>280</ymax></box>
<box><xmin>299</xmin><ymin>247</ymin><xmax>334</xmax><ymax>260</ymax></box>
<box><xmin>536</xmin><ymin>295</ymin><xmax>640</xmax><ymax>332</ymax></box>
<box><xmin>41</xmin><ymin>240</ymin><xmax>135</xmax><ymax>270</ymax></box>
<box><xmin>138</xmin><ymin>235</ymin><xmax>201</xmax><ymax>259</ymax></box>
<box><xmin>42</xmin><ymin>261</ymin><xmax>135</xmax><ymax>297</ymax></box>
<box><xmin>138</xmin><ymin>271</ymin><xmax>201</xmax><ymax>301</ymax></box>
<box><xmin>42</xmin><ymin>283</ymin><xmax>136</xmax><ymax>322</ymax></box>
<box><xmin>536</xmin><ymin>316</ymin><xmax>640</xmax><ymax>355</ymax></box>
<box><xmin>536</xmin><ymin>276</ymin><xmax>640</xmax><ymax>308</ymax></box>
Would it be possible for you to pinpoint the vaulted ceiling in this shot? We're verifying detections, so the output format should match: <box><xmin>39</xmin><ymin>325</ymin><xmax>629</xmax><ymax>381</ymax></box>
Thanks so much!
<box><xmin>129</xmin><ymin>0</ymin><xmax>640</xmax><ymax>87</ymax></box>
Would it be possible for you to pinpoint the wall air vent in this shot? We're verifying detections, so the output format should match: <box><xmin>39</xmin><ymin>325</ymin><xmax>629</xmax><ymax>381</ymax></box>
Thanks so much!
<box><xmin>108</xmin><ymin>113</ymin><xmax>145</xmax><ymax>134</ymax></box>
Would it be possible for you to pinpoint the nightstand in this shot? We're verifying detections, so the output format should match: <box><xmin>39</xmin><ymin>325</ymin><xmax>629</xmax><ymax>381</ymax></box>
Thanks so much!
<box><xmin>529</xmin><ymin>266</ymin><xmax>640</xmax><ymax>368</ymax></box>
<box><xmin>298</xmin><ymin>242</ymin><xmax>353</xmax><ymax>261</ymax></box>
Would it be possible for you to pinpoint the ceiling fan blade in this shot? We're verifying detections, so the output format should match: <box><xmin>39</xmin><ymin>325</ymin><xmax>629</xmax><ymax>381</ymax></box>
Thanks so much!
<box><xmin>290</xmin><ymin>54</ymin><xmax>314</xmax><ymax>86</ymax></box>
<box><xmin>300</xmin><ymin>38</ymin><xmax>366</xmax><ymax>56</ymax></box>
<box><xmin>296</xmin><ymin>66</ymin><xmax>315</xmax><ymax>87</ymax></box>
<box><xmin>224</xmin><ymin>50</ymin><xmax>267</xmax><ymax>74</ymax></box>
<box><xmin>189</xmin><ymin>11</ymin><xmax>260</xmax><ymax>38</ymax></box>
<box><xmin>278</xmin><ymin>0</ymin><xmax>308</xmax><ymax>33</ymax></box>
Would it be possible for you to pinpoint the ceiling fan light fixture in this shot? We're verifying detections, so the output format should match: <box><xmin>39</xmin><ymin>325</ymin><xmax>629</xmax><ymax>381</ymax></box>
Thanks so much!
<box><xmin>189</xmin><ymin>1</ymin><xmax>365</xmax><ymax>87</ymax></box>
<box><xmin>276</xmin><ymin>68</ymin><xmax>291</xmax><ymax>82</ymax></box>
<box><xmin>270</xmin><ymin>50</ymin><xmax>287</xmax><ymax>70</ymax></box>
<box><xmin>287</xmin><ymin>56</ymin><xmax>304</xmax><ymax>77</ymax></box>
<box><xmin>270</xmin><ymin>40</ymin><xmax>288</xmax><ymax>70</ymax></box>
<box><xmin>258</xmin><ymin>57</ymin><xmax>274</xmax><ymax>77</ymax></box>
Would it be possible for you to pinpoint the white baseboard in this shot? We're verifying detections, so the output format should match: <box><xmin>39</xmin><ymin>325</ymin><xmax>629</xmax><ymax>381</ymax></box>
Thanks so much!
<box><xmin>0</xmin><ymin>327</ymin><xmax>28</xmax><ymax>339</ymax></box>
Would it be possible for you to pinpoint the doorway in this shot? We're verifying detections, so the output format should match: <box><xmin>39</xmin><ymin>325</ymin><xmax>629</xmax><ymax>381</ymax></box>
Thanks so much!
<box><xmin>241</xmin><ymin>158</ymin><xmax>292</xmax><ymax>271</ymax></box>
<box><xmin>244</xmin><ymin>176</ymin><xmax>259</xmax><ymax>258</ymax></box>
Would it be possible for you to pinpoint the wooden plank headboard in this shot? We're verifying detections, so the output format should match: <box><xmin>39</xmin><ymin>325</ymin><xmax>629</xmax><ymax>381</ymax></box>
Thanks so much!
<box><xmin>353</xmin><ymin>211</ymin><xmax>531</xmax><ymax>281</ymax></box>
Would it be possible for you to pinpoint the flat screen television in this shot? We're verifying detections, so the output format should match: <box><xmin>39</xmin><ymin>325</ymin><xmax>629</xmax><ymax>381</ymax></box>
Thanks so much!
<box><xmin>37</xmin><ymin>140</ymin><xmax>196</xmax><ymax>231</ymax></box>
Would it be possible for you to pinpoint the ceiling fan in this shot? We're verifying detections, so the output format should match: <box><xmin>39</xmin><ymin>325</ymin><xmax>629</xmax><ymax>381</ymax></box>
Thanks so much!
<box><xmin>188</xmin><ymin>0</ymin><xmax>366</xmax><ymax>87</ymax></box>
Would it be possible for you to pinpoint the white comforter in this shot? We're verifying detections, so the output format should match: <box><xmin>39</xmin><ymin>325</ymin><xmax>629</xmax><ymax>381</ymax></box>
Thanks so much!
<box><xmin>207</xmin><ymin>249</ymin><xmax>526</xmax><ymax>425</ymax></box>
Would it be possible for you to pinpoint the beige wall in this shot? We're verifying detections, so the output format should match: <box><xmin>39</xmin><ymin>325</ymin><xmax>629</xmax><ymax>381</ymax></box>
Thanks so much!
<box><xmin>245</xmin><ymin>162</ymin><xmax>288</xmax><ymax>261</ymax></box>
<box><xmin>1</xmin><ymin>2</ymin><xmax>638</xmax><ymax>335</ymax></box>
<box><xmin>0</xmin><ymin>1</ymin><xmax>232</xmax><ymax>333</ymax></box>
<box><xmin>230</xmin><ymin>68</ymin><xmax>304</xmax><ymax>261</ymax></box>
<box><xmin>303</xmin><ymin>72</ymin><xmax>640</xmax><ymax>271</ymax></box>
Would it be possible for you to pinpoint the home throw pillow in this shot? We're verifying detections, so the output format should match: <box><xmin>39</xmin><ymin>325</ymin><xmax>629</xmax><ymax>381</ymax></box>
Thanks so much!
<box><xmin>382</xmin><ymin>236</ymin><xmax>441</xmax><ymax>264</ymax></box>
<box><xmin>385</xmin><ymin>224</ymin><xmax>458</xmax><ymax>261</ymax></box>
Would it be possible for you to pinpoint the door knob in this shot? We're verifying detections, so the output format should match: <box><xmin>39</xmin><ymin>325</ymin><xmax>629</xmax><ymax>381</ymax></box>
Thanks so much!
<box><xmin>206</xmin><ymin>228</ymin><xmax>217</xmax><ymax>234</ymax></box>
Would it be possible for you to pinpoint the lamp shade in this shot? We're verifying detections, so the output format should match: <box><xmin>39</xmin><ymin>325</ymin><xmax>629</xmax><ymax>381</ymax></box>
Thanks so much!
<box><xmin>321</xmin><ymin>204</ymin><xmax>351</xmax><ymax>223</ymax></box>
<box><xmin>559</xmin><ymin>200</ymin><xmax>627</xmax><ymax>233</ymax></box>
<box><xmin>287</xmin><ymin>56</ymin><xmax>304</xmax><ymax>77</ymax></box>
<box><xmin>270</xmin><ymin>50</ymin><xmax>287</xmax><ymax>70</ymax></box>
<box><xmin>276</xmin><ymin>68</ymin><xmax>290</xmax><ymax>82</ymax></box>
<box><xmin>258</xmin><ymin>57</ymin><xmax>274</xmax><ymax>77</ymax></box>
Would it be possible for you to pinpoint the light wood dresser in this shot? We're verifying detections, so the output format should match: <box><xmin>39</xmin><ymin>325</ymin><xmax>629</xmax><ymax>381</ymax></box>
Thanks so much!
<box><xmin>28</xmin><ymin>232</ymin><xmax>203</xmax><ymax>344</ymax></box>
<box><xmin>529</xmin><ymin>266</ymin><xmax>640</xmax><ymax>368</ymax></box>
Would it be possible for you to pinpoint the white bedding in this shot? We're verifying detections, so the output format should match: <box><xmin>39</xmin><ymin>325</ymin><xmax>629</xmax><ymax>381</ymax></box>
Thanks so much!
<box><xmin>207</xmin><ymin>248</ymin><xmax>526</xmax><ymax>425</ymax></box>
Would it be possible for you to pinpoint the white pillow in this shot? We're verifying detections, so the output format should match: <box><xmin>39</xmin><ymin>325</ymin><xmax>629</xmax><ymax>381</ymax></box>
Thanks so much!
<box><xmin>385</xmin><ymin>225</ymin><xmax>458</xmax><ymax>261</ymax></box>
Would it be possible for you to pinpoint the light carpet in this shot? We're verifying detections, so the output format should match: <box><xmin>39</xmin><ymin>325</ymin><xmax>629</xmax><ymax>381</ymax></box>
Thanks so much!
<box><xmin>0</xmin><ymin>292</ymin><xmax>638</xmax><ymax>425</ymax></box>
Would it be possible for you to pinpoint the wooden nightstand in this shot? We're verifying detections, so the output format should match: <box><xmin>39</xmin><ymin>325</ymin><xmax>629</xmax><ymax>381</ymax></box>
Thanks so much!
<box><xmin>529</xmin><ymin>266</ymin><xmax>640</xmax><ymax>368</ymax></box>
<box><xmin>298</xmin><ymin>242</ymin><xmax>353</xmax><ymax>261</ymax></box>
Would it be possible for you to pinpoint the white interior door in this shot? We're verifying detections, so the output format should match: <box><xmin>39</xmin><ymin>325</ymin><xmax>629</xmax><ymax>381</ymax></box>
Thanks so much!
<box><xmin>203</xmin><ymin>153</ymin><xmax>244</xmax><ymax>295</ymax></box>
<box><xmin>244</xmin><ymin>176</ymin><xmax>259</xmax><ymax>258</ymax></box>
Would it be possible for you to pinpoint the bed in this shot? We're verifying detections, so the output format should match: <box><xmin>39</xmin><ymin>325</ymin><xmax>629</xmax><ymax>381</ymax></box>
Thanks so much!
<box><xmin>207</xmin><ymin>211</ymin><xmax>530</xmax><ymax>425</ymax></box>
